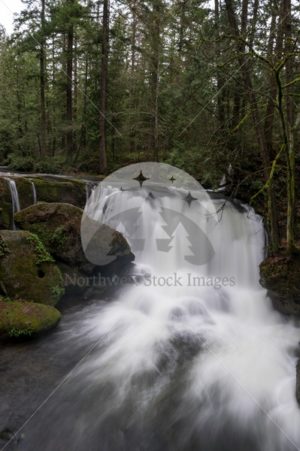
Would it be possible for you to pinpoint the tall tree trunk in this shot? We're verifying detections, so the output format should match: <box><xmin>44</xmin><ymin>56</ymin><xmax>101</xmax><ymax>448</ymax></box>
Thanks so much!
<box><xmin>283</xmin><ymin>0</ymin><xmax>296</xmax><ymax>253</ymax></box>
<box><xmin>225</xmin><ymin>0</ymin><xmax>279</xmax><ymax>252</ymax></box>
<box><xmin>99</xmin><ymin>0</ymin><xmax>109</xmax><ymax>173</ymax></box>
<box><xmin>73</xmin><ymin>32</ymin><xmax>78</xmax><ymax>156</ymax></box>
<box><xmin>130</xmin><ymin>0</ymin><xmax>137</xmax><ymax>71</ymax></box>
<box><xmin>150</xmin><ymin>0</ymin><xmax>161</xmax><ymax>161</ymax></box>
<box><xmin>178</xmin><ymin>0</ymin><xmax>187</xmax><ymax>53</ymax></box>
<box><xmin>264</xmin><ymin>0</ymin><xmax>282</xmax><ymax>161</ymax></box>
<box><xmin>66</xmin><ymin>1</ymin><xmax>74</xmax><ymax>161</ymax></box>
<box><xmin>40</xmin><ymin>0</ymin><xmax>47</xmax><ymax>155</ymax></box>
<box><xmin>80</xmin><ymin>53</ymin><xmax>88</xmax><ymax>152</ymax></box>
<box><xmin>214</xmin><ymin>0</ymin><xmax>225</xmax><ymax>125</ymax></box>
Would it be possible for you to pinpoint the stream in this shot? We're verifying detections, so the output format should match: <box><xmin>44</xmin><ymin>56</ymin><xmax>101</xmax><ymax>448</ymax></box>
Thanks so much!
<box><xmin>1</xmin><ymin>163</ymin><xmax>300</xmax><ymax>451</ymax></box>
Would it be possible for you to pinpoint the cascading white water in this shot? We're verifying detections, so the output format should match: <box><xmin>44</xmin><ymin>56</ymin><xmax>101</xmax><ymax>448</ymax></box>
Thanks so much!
<box><xmin>12</xmin><ymin>164</ymin><xmax>300</xmax><ymax>451</ymax></box>
<box><xmin>5</xmin><ymin>177</ymin><xmax>21</xmax><ymax>230</ymax></box>
<box><xmin>30</xmin><ymin>180</ymin><xmax>37</xmax><ymax>204</ymax></box>
<box><xmin>85</xmin><ymin>181</ymin><xmax>97</xmax><ymax>203</ymax></box>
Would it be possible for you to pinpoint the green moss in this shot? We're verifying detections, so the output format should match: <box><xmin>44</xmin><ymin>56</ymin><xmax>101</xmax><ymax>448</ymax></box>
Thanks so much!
<box><xmin>32</xmin><ymin>178</ymin><xmax>86</xmax><ymax>207</ymax></box>
<box><xmin>0</xmin><ymin>230</ymin><xmax>64</xmax><ymax>306</ymax></box>
<box><xmin>0</xmin><ymin>299</ymin><xmax>61</xmax><ymax>338</ymax></box>
<box><xmin>51</xmin><ymin>284</ymin><xmax>65</xmax><ymax>298</ymax></box>
<box><xmin>26</xmin><ymin>233</ymin><xmax>55</xmax><ymax>265</ymax></box>
<box><xmin>260</xmin><ymin>254</ymin><xmax>300</xmax><ymax>315</ymax></box>
<box><xmin>50</xmin><ymin>226</ymin><xmax>67</xmax><ymax>249</ymax></box>
<box><xmin>0</xmin><ymin>178</ymin><xmax>14</xmax><ymax>229</ymax></box>
<box><xmin>15</xmin><ymin>203</ymin><xmax>85</xmax><ymax>267</ymax></box>
<box><xmin>0</xmin><ymin>236</ymin><xmax>9</xmax><ymax>257</ymax></box>
<box><xmin>15</xmin><ymin>178</ymin><xmax>35</xmax><ymax>209</ymax></box>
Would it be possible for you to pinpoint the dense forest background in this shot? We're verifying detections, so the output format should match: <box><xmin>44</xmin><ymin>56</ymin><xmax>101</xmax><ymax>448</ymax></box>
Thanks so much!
<box><xmin>0</xmin><ymin>0</ymin><xmax>299</xmax><ymax>252</ymax></box>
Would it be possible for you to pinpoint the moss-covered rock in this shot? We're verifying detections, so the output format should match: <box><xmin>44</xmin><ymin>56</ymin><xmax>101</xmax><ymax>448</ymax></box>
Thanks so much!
<box><xmin>15</xmin><ymin>178</ymin><xmax>36</xmax><ymax>209</ymax></box>
<box><xmin>0</xmin><ymin>178</ymin><xmax>14</xmax><ymax>229</ymax></box>
<box><xmin>0</xmin><ymin>299</ymin><xmax>61</xmax><ymax>338</ymax></box>
<box><xmin>15</xmin><ymin>202</ymin><xmax>135</xmax><ymax>271</ymax></box>
<box><xmin>260</xmin><ymin>253</ymin><xmax>300</xmax><ymax>315</ymax></box>
<box><xmin>0</xmin><ymin>175</ymin><xmax>87</xmax><ymax>231</ymax></box>
<box><xmin>15</xmin><ymin>203</ymin><xmax>87</xmax><ymax>267</ymax></box>
<box><xmin>32</xmin><ymin>178</ymin><xmax>86</xmax><ymax>208</ymax></box>
<box><xmin>0</xmin><ymin>230</ymin><xmax>64</xmax><ymax>306</ymax></box>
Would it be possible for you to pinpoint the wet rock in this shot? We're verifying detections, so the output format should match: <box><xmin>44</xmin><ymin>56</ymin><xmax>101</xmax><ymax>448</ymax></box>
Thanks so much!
<box><xmin>32</xmin><ymin>178</ymin><xmax>86</xmax><ymax>208</ymax></box>
<box><xmin>0</xmin><ymin>230</ymin><xmax>64</xmax><ymax>306</ymax></box>
<box><xmin>82</xmin><ymin>216</ymin><xmax>134</xmax><ymax>267</ymax></box>
<box><xmin>296</xmin><ymin>360</ymin><xmax>300</xmax><ymax>405</ymax></box>
<box><xmin>0</xmin><ymin>299</ymin><xmax>61</xmax><ymax>338</ymax></box>
<box><xmin>0</xmin><ymin>178</ymin><xmax>14</xmax><ymax>229</ymax></box>
<box><xmin>260</xmin><ymin>253</ymin><xmax>300</xmax><ymax>315</ymax></box>
<box><xmin>15</xmin><ymin>202</ymin><xmax>86</xmax><ymax>267</ymax></box>
<box><xmin>0</xmin><ymin>176</ymin><xmax>87</xmax><ymax>230</ymax></box>
<box><xmin>16</xmin><ymin>202</ymin><xmax>135</xmax><ymax>271</ymax></box>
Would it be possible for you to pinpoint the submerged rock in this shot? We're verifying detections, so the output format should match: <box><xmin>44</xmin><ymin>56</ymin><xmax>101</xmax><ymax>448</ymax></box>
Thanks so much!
<box><xmin>0</xmin><ymin>299</ymin><xmax>61</xmax><ymax>338</ymax></box>
<box><xmin>0</xmin><ymin>230</ymin><xmax>64</xmax><ymax>306</ymax></box>
<box><xmin>260</xmin><ymin>254</ymin><xmax>300</xmax><ymax>315</ymax></box>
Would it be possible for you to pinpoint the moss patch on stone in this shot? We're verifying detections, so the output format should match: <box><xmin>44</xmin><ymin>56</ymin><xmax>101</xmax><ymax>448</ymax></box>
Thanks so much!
<box><xmin>32</xmin><ymin>178</ymin><xmax>86</xmax><ymax>208</ymax></box>
<box><xmin>0</xmin><ymin>230</ymin><xmax>64</xmax><ymax>306</ymax></box>
<box><xmin>0</xmin><ymin>235</ymin><xmax>9</xmax><ymax>258</ymax></box>
<box><xmin>15</xmin><ymin>178</ymin><xmax>35</xmax><ymax>209</ymax></box>
<box><xmin>15</xmin><ymin>203</ymin><xmax>86</xmax><ymax>267</ymax></box>
<box><xmin>0</xmin><ymin>299</ymin><xmax>61</xmax><ymax>338</ymax></box>
<box><xmin>26</xmin><ymin>233</ymin><xmax>55</xmax><ymax>264</ymax></box>
<box><xmin>260</xmin><ymin>253</ymin><xmax>300</xmax><ymax>315</ymax></box>
<box><xmin>0</xmin><ymin>178</ymin><xmax>14</xmax><ymax>229</ymax></box>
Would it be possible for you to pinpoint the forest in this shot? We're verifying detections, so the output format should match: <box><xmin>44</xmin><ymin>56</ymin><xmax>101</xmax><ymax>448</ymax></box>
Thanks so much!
<box><xmin>1</xmin><ymin>2</ymin><xmax>300</xmax><ymax>448</ymax></box>
<box><xmin>0</xmin><ymin>0</ymin><xmax>299</xmax><ymax>254</ymax></box>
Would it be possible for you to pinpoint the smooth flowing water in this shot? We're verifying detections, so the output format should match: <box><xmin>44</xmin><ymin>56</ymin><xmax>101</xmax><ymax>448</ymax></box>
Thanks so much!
<box><xmin>5</xmin><ymin>178</ymin><xmax>21</xmax><ymax>230</ymax></box>
<box><xmin>7</xmin><ymin>165</ymin><xmax>300</xmax><ymax>451</ymax></box>
<box><xmin>30</xmin><ymin>180</ymin><xmax>37</xmax><ymax>204</ymax></box>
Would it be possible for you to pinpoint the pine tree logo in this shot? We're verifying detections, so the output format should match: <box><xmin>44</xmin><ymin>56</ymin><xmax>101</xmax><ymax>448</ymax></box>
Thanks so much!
<box><xmin>81</xmin><ymin>162</ymin><xmax>217</xmax><ymax>267</ymax></box>
<box><xmin>156</xmin><ymin>208</ymin><xmax>215</xmax><ymax>266</ymax></box>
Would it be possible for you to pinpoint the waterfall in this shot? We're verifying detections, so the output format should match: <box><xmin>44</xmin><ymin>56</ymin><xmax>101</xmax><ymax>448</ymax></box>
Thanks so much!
<box><xmin>30</xmin><ymin>180</ymin><xmax>37</xmax><ymax>204</ymax></box>
<box><xmin>85</xmin><ymin>181</ymin><xmax>97</xmax><ymax>202</ymax></box>
<box><xmin>12</xmin><ymin>164</ymin><xmax>300</xmax><ymax>451</ymax></box>
<box><xmin>5</xmin><ymin>177</ymin><xmax>21</xmax><ymax>230</ymax></box>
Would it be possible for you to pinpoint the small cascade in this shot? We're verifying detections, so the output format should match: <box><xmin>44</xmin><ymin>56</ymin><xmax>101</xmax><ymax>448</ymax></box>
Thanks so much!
<box><xmin>30</xmin><ymin>179</ymin><xmax>37</xmax><ymax>204</ymax></box>
<box><xmin>12</xmin><ymin>163</ymin><xmax>300</xmax><ymax>451</ymax></box>
<box><xmin>85</xmin><ymin>181</ymin><xmax>96</xmax><ymax>202</ymax></box>
<box><xmin>5</xmin><ymin>177</ymin><xmax>21</xmax><ymax>229</ymax></box>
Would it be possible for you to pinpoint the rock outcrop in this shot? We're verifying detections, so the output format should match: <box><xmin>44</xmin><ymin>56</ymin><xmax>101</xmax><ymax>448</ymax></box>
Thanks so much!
<box><xmin>260</xmin><ymin>253</ymin><xmax>300</xmax><ymax>315</ymax></box>
<box><xmin>0</xmin><ymin>299</ymin><xmax>61</xmax><ymax>338</ymax></box>
<box><xmin>0</xmin><ymin>230</ymin><xmax>64</xmax><ymax>306</ymax></box>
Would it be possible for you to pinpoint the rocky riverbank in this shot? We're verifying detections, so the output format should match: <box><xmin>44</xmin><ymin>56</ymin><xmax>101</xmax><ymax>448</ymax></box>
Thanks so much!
<box><xmin>0</xmin><ymin>173</ymin><xmax>134</xmax><ymax>339</ymax></box>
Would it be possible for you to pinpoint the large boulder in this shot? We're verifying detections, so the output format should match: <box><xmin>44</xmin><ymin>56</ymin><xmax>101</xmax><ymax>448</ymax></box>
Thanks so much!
<box><xmin>260</xmin><ymin>254</ymin><xmax>300</xmax><ymax>315</ymax></box>
<box><xmin>81</xmin><ymin>215</ymin><xmax>135</xmax><ymax>267</ymax></box>
<box><xmin>0</xmin><ymin>230</ymin><xmax>64</xmax><ymax>306</ymax></box>
<box><xmin>31</xmin><ymin>178</ymin><xmax>86</xmax><ymax>208</ymax></box>
<box><xmin>0</xmin><ymin>176</ymin><xmax>87</xmax><ymax>230</ymax></box>
<box><xmin>0</xmin><ymin>299</ymin><xmax>61</xmax><ymax>338</ymax></box>
<box><xmin>15</xmin><ymin>202</ymin><xmax>135</xmax><ymax>271</ymax></box>
<box><xmin>15</xmin><ymin>202</ymin><xmax>86</xmax><ymax>267</ymax></box>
